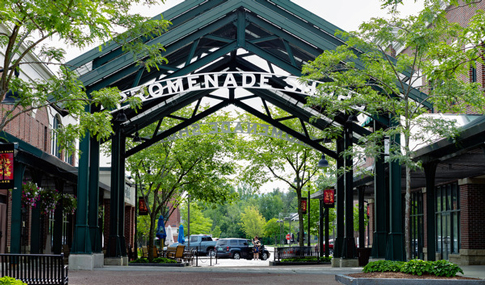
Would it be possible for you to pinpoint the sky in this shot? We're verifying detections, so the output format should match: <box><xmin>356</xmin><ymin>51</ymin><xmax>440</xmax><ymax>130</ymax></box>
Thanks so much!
<box><xmin>83</xmin><ymin>0</ymin><xmax>424</xmax><ymax>192</ymax></box>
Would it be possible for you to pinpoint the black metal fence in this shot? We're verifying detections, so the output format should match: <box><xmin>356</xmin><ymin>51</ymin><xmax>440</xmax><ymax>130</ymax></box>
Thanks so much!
<box><xmin>274</xmin><ymin>246</ymin><xmax>319</xmax><ymax>261</ymax></box>
<box><xmin>0</xmin><ymin>253</ymin><xmax>68</xmax><ymax>285</ymax></box>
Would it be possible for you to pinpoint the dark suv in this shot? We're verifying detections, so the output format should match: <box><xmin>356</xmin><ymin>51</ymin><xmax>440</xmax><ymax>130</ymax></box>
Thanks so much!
<box><xmin>215</xmin><ymin>238</ymin><xmax>270</xmax><ymax>260</ymax></box>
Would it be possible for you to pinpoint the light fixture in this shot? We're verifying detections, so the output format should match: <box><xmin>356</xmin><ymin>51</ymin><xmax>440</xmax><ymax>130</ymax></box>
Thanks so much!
<box><xmin>133</xmin><ymin>131</ymin><xmax>142</xmax><ymax>143</ymax></box>
<box><xmin>114</xmin><ymin>109</ymin><xmax>128</xmax><ymax>122</ymax></box>
<box><xmin>317</xmin><ymin>154</ymin><xmax>329</xmax><ymax>168</ymax></box>
<box><xmin>2</xmin><ymin>90</ymin><xmax>18</xmax><ymax>105</ymax></box>
<box><xmin>347</xmin><ymin>114</ymin><xmax>358</xmax><ymax>123</ymax></box>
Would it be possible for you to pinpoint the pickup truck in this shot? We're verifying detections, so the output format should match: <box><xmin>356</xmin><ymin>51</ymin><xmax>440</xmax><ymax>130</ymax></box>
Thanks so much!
<box><xmin>171</xmin><ymin>234</ymin><xmax>217</xmax><ymax>256</ymax></box>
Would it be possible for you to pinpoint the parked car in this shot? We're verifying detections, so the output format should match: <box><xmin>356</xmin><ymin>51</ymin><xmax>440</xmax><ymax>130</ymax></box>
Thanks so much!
<box><xmin>170</xmin><ymin>234</ymin><xmax>217</xmax><ymax>256</ymax></box>
<box><xmin>215</xmin><ymin>238</ymin><xmax>271</xmax><ymax>260</ymax></box>
<box><xmin>315</xmin><ymin>240</ymin><xmax>334</xmax><ymax>255</ymax></box>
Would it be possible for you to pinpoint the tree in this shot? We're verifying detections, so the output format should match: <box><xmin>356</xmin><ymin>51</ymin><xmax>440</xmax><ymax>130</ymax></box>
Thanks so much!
<box><xmin>263</xmin><ymin>218</ymin><xmax>281</xmax><ymax>242</ymax></box>
<box><xmin>302</xmin><ymin>0</ymin><xmax>485</xmax><ymax>260</ymax></box>
<box><xmin>125</xmin><ymin>109</ymin><xmax>238</xmax><ymax>261</ymax></box>
<box><xmin>180</xmin><ymin>205</ymin><xmax>213</xmax><ymax>235</ymax></box>
<box><xmin>238</xmin><ymin>109</ymin><xmax>326</xmax><ymax>247</ymax></box>
<box><xmin>239</xmin><ymin>206</ymin><xmax>266</xmax><ymax>239</ymax></box>
<box><xmin>1</xmin><ymin>0</ymin><xmax>170</xmax><ymax>153</ymax></box>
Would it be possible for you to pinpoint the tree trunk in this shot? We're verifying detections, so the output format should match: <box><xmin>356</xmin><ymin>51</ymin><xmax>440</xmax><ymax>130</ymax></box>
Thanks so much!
<box><xmin>147</xmin><ymin>212</ymin><xmax>157</xmax><ymax>262</ymax></box>
<box><xmin>405</xmin><ymin>165</ymin><xmax>411</xmax><ymax>261</ymax></box>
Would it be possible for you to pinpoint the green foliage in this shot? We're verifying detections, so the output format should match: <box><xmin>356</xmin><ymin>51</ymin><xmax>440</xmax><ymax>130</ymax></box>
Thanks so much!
<box><xmin>152</xmin><ymin>257</ymin><xmax>177</xmax><ymax>264</ymax></box>
<box><xmin>363</xmin><ymin>260</ymin><xmax>405</xmax><ymax>273</ymax></box>
<box><xmin>431</xmin><ymin>260</ymin><xmax>465</xmax><ymax>277</ymax></box>
<box><xmin>0</xmin><ymin>277</ymin><xmax>27</xmax><ymax>285</ymax></box>
<box><xmin>239</xmin><ymin>206</ymin><xmax>266</xmax><ymax>239</ymax></box>
<box><xmin>363</xmin><ymin>259</ymin><xmax>464</xmax><ymax>277</ymax></box>
<box><xmin>129</xmin><ymin>257</ymin><xmax>176</xmax><ymax>264</ymax></box>
<box><xmin>0</xmin><ymin>0</ymin><xmax>170</xmax><ymax>154</ymax></box>
<box><xmin>400</xmin><ymin>259</ymin><xmax>464</xmax><ymax>277</ymax></box>
<box><xmin>180</xmin><ymin>205</ymin><xmax>213</xmax><ymax>235</ymax></box>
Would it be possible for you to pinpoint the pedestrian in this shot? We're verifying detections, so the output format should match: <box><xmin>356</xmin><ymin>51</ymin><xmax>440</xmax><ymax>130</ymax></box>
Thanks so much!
<box><xmin>252</xmin><ymin>236</ymin><xmax>261</xmax><ymax>260</ymax></box>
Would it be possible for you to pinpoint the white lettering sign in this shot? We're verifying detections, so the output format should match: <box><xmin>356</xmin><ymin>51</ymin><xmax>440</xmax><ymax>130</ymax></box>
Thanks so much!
<box><xmin>158</xmin><ymin>121</ymin><xmax>308</xmax><ymax>146</ymax></box>
<box><xmin>120</xmin><ymin>72</ymin><xmax>325</xmax><ymax>102</ymax></box>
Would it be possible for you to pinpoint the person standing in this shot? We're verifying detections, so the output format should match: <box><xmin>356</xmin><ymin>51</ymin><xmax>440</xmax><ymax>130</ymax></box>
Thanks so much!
<box><xmin>253</xmin><ymin>236</ymin><xmax>261</xmax><ymax>260</ymax></box>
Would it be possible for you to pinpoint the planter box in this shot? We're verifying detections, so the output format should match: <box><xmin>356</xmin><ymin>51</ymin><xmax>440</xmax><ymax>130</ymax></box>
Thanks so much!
<box><xmin>335</xmin><ymin>274</ymin><xmax>485</xmax><ymax>285</ymax></box>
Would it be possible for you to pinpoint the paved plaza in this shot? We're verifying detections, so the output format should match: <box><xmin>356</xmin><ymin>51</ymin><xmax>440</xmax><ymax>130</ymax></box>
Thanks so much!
<box><xmin>68</xmin><ymin>255</ymin><xmax>485</xmax><ymax>285</ymax></box>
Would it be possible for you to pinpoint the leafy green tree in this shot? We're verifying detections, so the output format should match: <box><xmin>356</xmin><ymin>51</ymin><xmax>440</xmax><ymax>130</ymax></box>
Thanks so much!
<box><xmin>1</xmin><ymin>0</ymin><xmax>170</xmax><ymax>153</ymax></box>
<box><xmin>264</xmin><ymin>218</ymin><xmax>281</xmax><ymax>242</ymax></box>
<box><xmin>126</xmin><ymin>110</ymin><xmax>238</xmax><ymax>261</ymax></box>
<box><xmin>239</xmin><ymin>206</ymin><xmax>266</xmax><ymax>239</ymax></box>
<box><xmin>180</xmin><ymin>204</ymin><xmax>213</xmax><ymax>235</ymax></box>
<box><xmin>302</xmin><ymin>1</ymin><xmax>485</xmax><ymax>260</ymax></box>
<box><xmin>238</xmin><ymin>109</ymin><xmax>325</xmax><ymax>247</ymax></box>
<box><xmin>258</xmin><ymin>192</ymin><xmax>284</xmax><ymax>221</ymax></box>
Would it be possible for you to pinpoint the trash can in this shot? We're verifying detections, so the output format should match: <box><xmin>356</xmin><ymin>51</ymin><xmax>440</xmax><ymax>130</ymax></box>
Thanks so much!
<box><xmin>358</xmin><ymin>248</ymin><xmax>372</xmax><ymax>266</ymax></box>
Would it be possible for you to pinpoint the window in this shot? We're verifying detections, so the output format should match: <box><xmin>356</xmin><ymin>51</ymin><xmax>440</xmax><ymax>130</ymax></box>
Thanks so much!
<box><xmin>410</xmin><ymin>191</ymin><xmax>424</xmax><ymax>259</ymax></box>
<box><xmin>470</xmin><ymin>65</ymin><xmax>477</xmax><ymax>83</ymax></box>
<box><xmin>435</xmin><ymin>182</ymin><xmax>460</xmax><ymax>260</ymax></box>
<box><xmin>51</xmin><ymin>115</ymin><xmax>61</xmax><ymax>159</ymax></box>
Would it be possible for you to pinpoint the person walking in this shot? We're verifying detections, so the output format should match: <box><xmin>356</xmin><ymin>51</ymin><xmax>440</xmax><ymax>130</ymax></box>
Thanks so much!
<box><xmin>253</xmin><ymin>236</ymin><xmax>261</xmax><ymax>260</ymax></box>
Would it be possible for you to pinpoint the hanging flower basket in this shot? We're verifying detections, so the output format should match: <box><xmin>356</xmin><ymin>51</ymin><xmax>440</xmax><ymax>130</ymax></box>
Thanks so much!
<box><xmin>61</xmin><ymin>193</ymin><xmax>77</xmax><ymax>214</ymax></box>
<box><xmin>21</xmin><ymin>181</ymin><xmax>40</xmax><ymax>208</ymax></box>
<box><xmin>37</xmin><ymin>188</ymin><xmax>61</xmax><ymax>214</ymax></box>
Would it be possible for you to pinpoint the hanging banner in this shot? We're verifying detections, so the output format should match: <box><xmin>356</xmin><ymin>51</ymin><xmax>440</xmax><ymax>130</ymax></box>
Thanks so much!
<box><xmin>139</xmin><ymin>197</ymin><xmax>148</xmax><ymax>215</ymax></box>
<box><xmin>0</xmin><ymin>144</ymin><xmax>14</xmax><ymax>189</ymax></box>
<box><xmin>300</xmin><ymin>197</ymin><xmax>307</xmax><ymax>215</ymax></box>
<box><xmin>323</xmin><ymin>189</ymin><xmax>335</xmax><ymax>208</ymax></box>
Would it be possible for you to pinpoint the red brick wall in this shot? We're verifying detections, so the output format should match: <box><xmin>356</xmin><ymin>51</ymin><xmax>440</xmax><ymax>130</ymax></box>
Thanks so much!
<box><xmin>460</xmin><ymin>183</ymin><xmax>485</xmax><ymax>249</ymax></box>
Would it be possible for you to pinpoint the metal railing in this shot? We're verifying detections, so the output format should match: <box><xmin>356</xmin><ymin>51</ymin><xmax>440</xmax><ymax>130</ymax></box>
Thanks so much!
<box><xmin>0</xmin><ymin>253</ymin><xmax>68</xmax><ymax>285</ymax></box>
<box><xmin>274</xmin><ymin>246</ymin><xmax>320</xmax><ymax>261</ymax></box>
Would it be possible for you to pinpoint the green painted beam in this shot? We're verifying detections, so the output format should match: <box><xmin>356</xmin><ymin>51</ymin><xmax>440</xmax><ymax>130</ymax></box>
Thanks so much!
<box><xmin>126</xmin><ymin>99</ymin><xmax>227</xmax><ymax>157</ymax></box>
<box><xmin>245</xmin><ymin>42</ymin><xmax>301</xmax><ymax>75</ymax></box>
<box><xmin>10</xmin><ymin>163</ymin><xmax>26</xmax><ymax>254</ymax></box>
<box><xmin>66</xmin><ymin>0</ymin><xmax>214</xmax><ymax>69</ymax></box>
<box><xmin>89</xmin><ymin>138</ymin><xmax>102</xmax><ymax>253</ymax></box>
<box><xmin>71</xmin><ymin>130</ymin><xmax>92</xmax><ymax>254</ymax></box>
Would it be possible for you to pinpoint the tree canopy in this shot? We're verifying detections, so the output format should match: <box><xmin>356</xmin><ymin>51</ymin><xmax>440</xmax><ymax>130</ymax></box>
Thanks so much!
<box><xmin>0</xmin><ymin>0</ymin><xmax>170</xmax><ymax>153</ymax></box>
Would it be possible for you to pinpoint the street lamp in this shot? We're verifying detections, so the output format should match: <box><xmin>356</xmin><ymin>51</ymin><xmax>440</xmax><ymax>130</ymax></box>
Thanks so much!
<box><xmin>317</xmin><ymin>154</ymin><xmax>329</xmax><ymax>168</ymax></box>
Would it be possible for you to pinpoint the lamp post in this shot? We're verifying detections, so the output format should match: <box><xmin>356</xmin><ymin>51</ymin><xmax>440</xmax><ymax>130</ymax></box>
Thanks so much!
<box><xmin>277</xmin><ymin>219</ymin><xmax>283</xmax><ymax>245</ymax></box>
<box><xmin>187</xmin><ymin>194</ymin><xmax>191</xmax><ymax>248</ymax></box>
<box><xmin>317</xmin><ymin>154</ymin><xmax>330</xmax><ymax>258</ymax></box>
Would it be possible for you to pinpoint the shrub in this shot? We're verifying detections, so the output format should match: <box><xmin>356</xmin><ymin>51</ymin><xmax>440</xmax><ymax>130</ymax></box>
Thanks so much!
<box><xmin>430</xmin><ymin>260</ymin><xmax>464</xmax><ymax>277</ymax></box>
<box><xmin>400</xmin><ymin>259</ymin><xmax>433</xmax><ymax>276</ymax></box>
<box><xmin>363</xmin><ymin>259</ymin><xmax>464</xmax><ymax>277</ymax></box>
<box><xmin>363</xmin><ymin>260</ymin><xmax>404</xmax><ymax>273</ymax></box>
<box><xmin>129</xmin><ymin>257</ymin><xmax>177</xmax><ymax>264</ymax></box>
<box><xmin>152</xmin><ymin>257</ymin><xmax>177</xmax><ymax>264</ymax></box>
<box><xmin>0</xmin><ymin>276</ymin><xmax>27</xmax><ymax>285</ymax></box>
<box><xmin>130</xmin><ymin>258</ymin><xmax>149</xmax><ymax>263</ymax></box>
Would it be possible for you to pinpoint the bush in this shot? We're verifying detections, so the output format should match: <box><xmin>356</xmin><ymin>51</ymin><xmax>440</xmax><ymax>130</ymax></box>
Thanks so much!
<box><xmin>363</xmin><ymin>259</ymin><xmax>464</xmax><ymax>277</ymax></box>
<box><xmin>152</xmin><ymin>257</ymin><xmax>177</xmax><ymax>264</ymax></box>
<box><xmin>363</xmin><ymin>260</ymin><xmax>404</xmax><ymax>273</ymax></box>
<box><xmin>0</xmin><ymin>276</ymin><xmax>27</xmax><ymax>285</ymax></box>
<box><xmin>129</xmin><ymin>257</ymin><xmax>177</xmax><ymax>264</ymax></box>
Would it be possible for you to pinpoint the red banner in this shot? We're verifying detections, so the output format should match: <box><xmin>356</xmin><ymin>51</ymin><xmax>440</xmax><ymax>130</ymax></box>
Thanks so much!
<box><xmin>300</xmin><ymin>198</ymin><xmax>307</xmax><ymax>214</ymax></box>
<box><xmin>323</xmin><ymin>189</ymin><xmax>335</xmax><ymax>208</ymax></box>
<box><xmin>139</xmin><ymin>197</ymin><xmax>148</xmax><ymax>215</ymax></box>
<box><xmin>0</xmin><ymin>144</ymin><xmax>14</xmax><ymax>189</ymax></box>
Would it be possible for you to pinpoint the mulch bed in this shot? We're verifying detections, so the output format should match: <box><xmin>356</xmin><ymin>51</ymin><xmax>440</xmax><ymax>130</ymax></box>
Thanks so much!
<box><xmin>348</xmin><ymin>272</ymin><xmax>480</xmax><ymax>280</ymax></box>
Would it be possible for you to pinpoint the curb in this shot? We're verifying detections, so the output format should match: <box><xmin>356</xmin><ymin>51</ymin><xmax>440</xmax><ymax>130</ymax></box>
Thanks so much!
<box><xmin>269</xmin><ymin>261</ymin><xmax>330</xmax><ymax>266</ymax></box>
<box><xmin>335</xmin><ymin>274</ymin><xmax>485</xmax><ymax>285</ymax></box>
<box><xmin>128</xmin><ymin>263</ymin><xmax>189</xmax><ymax>267</ymax></box>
